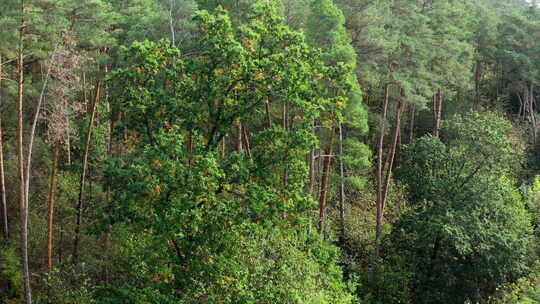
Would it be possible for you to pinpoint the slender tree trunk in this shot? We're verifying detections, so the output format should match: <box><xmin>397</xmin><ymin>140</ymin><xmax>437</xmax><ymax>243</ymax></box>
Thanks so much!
<box><xmin>221</xmin><ymin>135</ymin><xmax>226</xmax><ymax>158</ymax></box>
<box><xmin>73</xmin><ymin>81</ymin><xmax>100</xmax><ymax>264</ymax></box>
<box><xmin>530</xmin><ymin>84</ymin><xmax>537</xmax><ymax>143</ymax></box>
<box><xmin>318</xmin><ymin>144</ymin><xmax>333</xmax><ymax>235</ymax></box>
<box><xmin>47</xmin><ymin>143</ymin><xmax>60</xmax><ymax>271</ymax></box>
<box><xmin>187</xmin><ymin>131</ymin><xmax>193</xmax><ymax>165</ymax></box>
<box><xmin>242</xmin><ymin>124</ymin><xmax>252</xmax><ymax>159</ymax></box>
<box><xmin>282</xmin><ymin>102</ymin><xmax>289</xmax><ymax>185</ymax></box>
<box><xmin>168</xmin><ymin>0</ymin><xmax>176</xmax><ymax>46</ymax></box>
<box><xmin>58</xmin><ymin>221</ymin><xmax>63</xmax><ymax>265</ymax></box>
<box><xmin>82</xmin><ymin>71</ymin><xmax>87</xmax><ymax>107</ymax></box>
<box><xmin>365</xmin><ymin>89</ymin><xmax>371</xmax><ymax>106</ymax></box>
<box><xmin>236</xmin><ymin>122</ymin><xmax>243</xmax><ymax>152</ymax></box>
<box><xmin>0</xmin><ymin>55</ymin><xmax>8</xmax><ymax>238</ymax></box>
<box><xmin>17</xmin><ymin>2</ymin><xmax>32</xmax><ymax>300</ymax></box>
<box><xmin>338</xmin><ymin>123</ymin><xmax>346</xmax><ymax>243</ymax></box>
<box><xmin>265</xmin><ymin>97</ymin><xmax>272</xmax><ymax>128</ymax></box>
<box><xmin>381</xmin><ymin>96</ymin><xmax>405</xmax><ymax>212</ymax></box>
<box><xmin>25</xmin><ymin>42</ymin><xmax>59</xmax><ymax>214</ymax></box>
<box><xmin>308</xmin><ymin>152</ymin><xmax>316</xmax><ymax>195</ymax></box>
<box><xmin>432</xmin><ymin>89</ymin><xmax>442</xmax><ymax>138</ymax></box>
<box><xmin>518</xmin><ymin>93</ymin><xmax>524</xmax><ymax>120</ymax></box>
<box><xmin>375</xmin><ymin>84</ymin><xmax>390</xmax><ymax>246</ymax></box>
<box><xmin>104</xmin><ymin>116</ymin><xmax>114</xmax><ymax>283</ymax></box>
<box><xmin>282</xmin><ymin>101</ymin><xmax>288</xmax><ymax>130</ymax></box>
<box><xmin>0</xmin><ymin>118</ymin><xmax>6</xmax><ymax>239</ymax></box>
<box><xmin>376</xmin><ymin>91</ymin><xmax>405</xmax><ymax>249</ymax></box>
<box><xmin>474</xmin><ymin>59</ymin><xmax>482</xmax><ymax>107</ymax></box>
<box><xmin>308</xmin><ymin>122</ymin><xmax>316</xmax><ymax>196</ymax></box>
<box><xmin>409</xmin><ymin>104</ymin><xmax>415</xmax><ymax>144</ymax></box>
<box><xmin>66</xmin><ymin>109</ymin><xmax>71</xmax><ymax>165</ymax></box>
<box><xmin>102</xmin><ymin>63</ymin><xmax>113</xmax><ymax>283</ymax></box>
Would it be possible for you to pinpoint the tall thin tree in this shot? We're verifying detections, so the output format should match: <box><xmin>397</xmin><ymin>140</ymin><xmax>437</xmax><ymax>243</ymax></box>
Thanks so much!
<box><xmin>17</xmin><ymin>1</ymin><xmax>32</xmax><ymax>301</ymax></box>
<box><xmin>73</xmin><ymin>81</ymin><xmax>100</xmax><ymax>264</ymax></box>
<box><xmin>47</xmin><ymin>143</ymin><xmax>60</xmax><ymax>271</ymax></box>
<box><xmin>0</xmin><ymin>55</ymin><xmax>8</xmax><ymax>238</ymax></box>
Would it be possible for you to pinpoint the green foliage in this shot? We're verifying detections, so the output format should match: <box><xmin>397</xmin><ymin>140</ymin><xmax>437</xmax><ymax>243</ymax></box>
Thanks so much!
<box><xmin>35</xmin><ymin>265</ymin><xmax>98</xmax><ymax>304</ymax></box>
<box><xmin>489</xmin><ymin>262</ymin><xmax>540</xmax><ymax>304</ymax></box>
<box><xmin>0</xmin><ymin>246</ymin><xmax>23</xmax><ymax>301</ymax></box>
<box><xmin>100</xmin><ymin>3</ymin><xmax>356</xmax><ymax>303</ymax></box>
<box><xmin>390</xmin><ymin>112</ymin><xmax>534</xmax><ymax>304</ymax></box>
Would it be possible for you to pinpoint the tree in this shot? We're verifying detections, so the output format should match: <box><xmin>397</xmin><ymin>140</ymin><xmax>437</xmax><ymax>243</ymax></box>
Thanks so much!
<box><xmin>497</xmin><ymin>3</ymin><xmax>540</xmax><ymax>142</ymax></box>
<box><xmin>305</xmin><ymin>0</ymin><xmax>369</xmax><ymax>237</ymax></box>
<box><xmin>0</xmin><ymin>55</ymin><xmax>7</xmax><ymax>239</ymax></box>
<box><xmin>100</xmin><ymin>3</ymin><xmax>356</xmax><ymax>303</ymax></box>
<box><xmin>392</xmin><ymin>112</ymin><xmax>534</xmax><ymax>304</ymax></box>
<box><xmin>15</xmin><ymin>1</ymin><xmax>32</xmax><ymax>302</ymax></box>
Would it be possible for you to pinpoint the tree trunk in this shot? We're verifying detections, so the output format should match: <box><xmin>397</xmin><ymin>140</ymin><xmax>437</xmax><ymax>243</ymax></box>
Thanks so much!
<box><xmin>338</xmin><ymin>122</ymin><xmax>346</xmax><ymax>243</ymax></box>
<box><xmin>318</xmin><ymin>145</ymin><xmax>333</xmax><ymax>235</ymax></box>
<box><xmin>0</xmin><ymin>55</ymin><xmax>8</xmax><ymax>238</ymax></box>
<box><xmin>221</xmin><ymin>135</ymin><xmax>226</xmax><ymax>158</ymax></box>
<box><xmin>104</xmin><ymin>78</ymin><xmax>114</xmax><ymax>283</ymax></box>
<box><xmin>282</xmin><ymin>102</ymin><xmax>289</xmax><ymax>185</ymax></box>
<box><xmin>376</xmin><ymin>91</ymin><xmax>405</xmax><ymax>248</ymax></box>
<box><xmin>375</xmin><ymin>84</ymin><xmax>390</xmax><ymax>246</ymax></box>
<box><xmin>0</xmin><ymin>118</ymin><xmax>6</xmax><ymax>239</ymax></box>
<box><xmin>409</xmin><ymin>104</ymin><xmax>415</xmax><ymax>144</ymax></box>
<box><xmin>73</xmin><ymin>81</ymin><xmax>100</xmax><ymax>264</ymax></box>
<box><xmin>518</xmin><ymin>93</ymin><xmax>524</xmax><ymax>120</ymax></box>
<box><xmin>382</xmin><ymin>96</ymin><xmax>405</xmax><ymax>211</ymax></box>
<box><xmin>308</xmin><ymin>122</ymin><xmax>316</xmax><ymax>196</ymax></box>
<box><xmin>236</xmin><ymin>122</ymin><xmax>243</xmax><ymax>152</ymax></box>
<box><xmin>474</xmin><ymin>59</ymin><xmax>482</xmax><ymax>107</ymax></box>
<box><xmin>168</xmin><ymin>0</ymin><xmax>176</xmax><ymax>46</ymax></box>
<box><xmin>17</xmin><ymin>2</ymin><xmax>33</xmax><ymax>300</ymax></box>
<box><xmin>25</xmin><ymin>42</ymin><xmax>59</xmax><ymax>216</ymax></box>
<box><xmin>242</xmin><ymin>124</ymin><xmax>252</xmax><ymax>159</ymax></box>
<box><xmin>265</xmin><ymin>97</ymin><xmax>272</xmax><ymax>128</ymax></box>
<box><xmin>282</xmin><ymin>101</ymin><xmax>288</xmax><ymax>130</ymax></box>
<box><xmin>432</xmin><ymin>89</ymin><xmax>442</xmax><ymax>138</ymax></box>
<box><xmin>530</xmin><ymin>84</ymin><xmax>537</xmax><ymax>143</ymax></box>
<box><xmin>47</xmin><ymin>143</ymin><xmax>60</xmax><ymax>271</ymax></box>
<box><xmin>66</xmin><ymin>110</ymin><xmax>71</xmax><ymax>165</ymax></box>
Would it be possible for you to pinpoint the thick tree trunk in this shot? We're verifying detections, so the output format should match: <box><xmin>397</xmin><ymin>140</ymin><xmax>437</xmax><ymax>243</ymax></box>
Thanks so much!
<box><xmin>73</xmin><ymin>81</ymin><xmax>100</xmax><ymax>264</ymax></box>
<box><xmin>375</xmin><ymin>84</ymin><xmax>390</xmax><ymax>246</ymax></box>
<box><xmin>47</xmin><ymin>143</ymin><xmax>60</xmax><ymax>271</ymax></box>
<box><xmin>17</xmin><ymin>2</ymin><xmax>32</xmax><ymax>300</ymax></box>
<box><xmin>0</xmin><ymin>55</ymin><xmax>8</xmax><ymax>238</ymax></box>
<box><xmin>318</xmin><ymin>145</ymin><xmax>333</xmax><ymax>234</ymax></box>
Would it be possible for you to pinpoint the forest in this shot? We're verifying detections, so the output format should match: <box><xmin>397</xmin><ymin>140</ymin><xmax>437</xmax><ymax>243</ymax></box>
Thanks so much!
<box><xmin>0</xmin><ymin>0</ymin><xmax>540</xmax><ymax>303</ymax></box>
